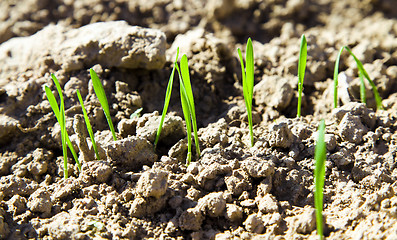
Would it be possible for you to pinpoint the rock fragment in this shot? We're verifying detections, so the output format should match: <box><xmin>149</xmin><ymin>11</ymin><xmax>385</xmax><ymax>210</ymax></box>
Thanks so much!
<box><xmin>0</xmin><ymin>115</ymin><xmax>19</xmax><ymax>145</ymax></box>
<box><xmin>256</xmin><ymin>194</ymin><xmax>279</xmax><ymax>214</ymax></box>
<box><xmin>129</xmin><ymin>196</ymin><xmax>168</xmax><ymax>218</ymax></box>
<box><xmin>225</xmin><ymin>169</ymin><xmax>252</xmax><ymax>196</ymax></box>
<box><xmin>6</xmin><ymin>195</ymin><xmax>27</xmax><ymax>216</ymax></box>
<box><xmin>288</xmin><ymin>206</ymin><xmax>316</xmax><ymax>234</ymax></box>
<box><xmin>244</xmin><ymin>213</ymin><xmax>264</xmax><ymax>233</ymax></box>
<box><xmin>241</xmin><ymin>157</ymin><xmax>275</xmax><ymax>178</ymax></box>
<box><xmin>79</xmin><ymin>160</ymin><xmax>113</xmax><ymax>184</ymax></box>
<box><xmin>106</xmin><ymin>136</ymin><xmax>157</xmax><ymax>171</ymax></box>
<box><xmin>268</xmin><ymin>122</ymin><xmax>294</xmax><ymax>148</ymax></box>
<box><xmin>338</xmin><ymin>113</ymin><xmax>368</xmax><ymax>144</ymax></box>
<box><xmin>179</xmin><ymin>208</ymin><xmax>204</xmax><ymax>231</ymax></box>
<box><xmin>0</xmin><ymin>21</ymin><xmax>166</xmax><ymax>75</ymax></box>
<box><xmin>332</xmin><ymin>102</ymin><xmax>376</xmax><ymax>129</ymax></box>
<box><xmin>254</xmin><ymin>75</ymin><xmax>294</xmax><ymax>110</ymax></box>
<box><xmin>46</xmin><ymin>212</ymin><xmax>82</xmax><ymax>239</ymax></box>
<box><xmin>27</xmin><ymin>188</ymin><xmax>52</xmax><ymax>216</ymax></box>
<box><xmin>135</xmin><ymin>169</ymin><xmax>168</xmax><ymax>199</ymax></box>
<box><xmin>197</xmin><ymin>192</ymin><xmax>226</xmax><ymax>218</ymax></box>
<box><xmin>0</xmin><ymin>175</ymin><xmax>39</xmax><ymax>200</ymax></box>
<box><xmin>0</xmin><ymin>206</ymin><xmax>9</xmax><ymax>238</ymax></box>
<box><xmin>136</xmin><ymin>114</ymin><xmax>185</xmax><ymax>144</ymax></box>
<box><xmin>225</xmin><ymin>204</ymin><xmax>243</xmax><ymax>222</ymax></box>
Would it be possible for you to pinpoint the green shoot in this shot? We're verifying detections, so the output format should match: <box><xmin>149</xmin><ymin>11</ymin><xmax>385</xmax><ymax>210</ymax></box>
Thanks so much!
<box><xmin>44</xmin><ymin>87</ymin><xmax>68</xmax><ymax>179</ymax></box>
<box><xmin>90</xmin><ymin>69</ymin><xmax>118</xmax><ymax>141</ymax></box>
<box><xmin>297</xmin><ymin>34</ymin><xmax>307</xmax><ymax>118</ymax></box>
<box><xmin>154</xmin><ymin>48</ymin><xmax>179</xmax><ymax>149</ymax></box>
<box><xmin>333</xmin><ymin>46</ymin><xmax>383</xmax><ymax>110</ymax></box>
<box><xmin>359</xmin><ymin>71</ymin><xmax>366</xmax><ymax>104</ymax></box>
<box><xmin>314</xmin><ymin>119</ymin><xmax>326</xmax><ymax>240</ymax></box>
<box><xmin>49</xmin><ymin>74</ymin><xmax>81</xmax><ymax>171</ymax></box>
<box><xmin>76</xmin><ymin>89</ymin><xmax>100</xmax><ymax>160</ymax></box>
<box><xmin>175</xmin><ymin>54</ymin><xmax>200</xmax><ymax>165</ymax></box>
<box><xmin>155</xmin><ymin>49</ymin><xmax>200</xmax><ymax>165</ymax></box>
<box><xmin>59</xmin><ymin>94</ymin><xmax>68</xmax><ymax>179</ymax></box>
<box><xmin>45</xmin><ymin>74</ymin><xmax>81</xmax><ymax>178</ymax></box>
<box><xmin>237</xmin><ymin>38</ymin><xmax>254</xmax><ymax>147</ymax></box>
<box><xmin>130</xmin><ymin>108</ymin><xmax>143</xmax><ymax>119</ymax></box>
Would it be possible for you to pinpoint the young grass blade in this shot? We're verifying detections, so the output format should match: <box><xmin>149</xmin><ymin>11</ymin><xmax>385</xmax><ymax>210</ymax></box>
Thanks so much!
<box><xmin>77</xmin><ymin>89</ymin><xmax>100</xmax><ymax>160</ymax></box>
<box><xmin>314</xmin><ymin>119</ymin><xmax>326</xmax><ymax>240</ymax></box>
<box><xmin>45</xmin><ymin>86</ymin><xmax>67</xmax><ymax>178</ymax></box>
<box><xmin>47</xmin><ymin>75</ymin><xmax>81</xmax><ymax>171</ymax></box>
<box><xmin>344</xmin><ymin>47</ymin><xmax>383</xmax><ymax>110</ymax></box>
<box><xmin>51</xmin><ymin>75</ymin><xmax>81</xmax><ymax>170</ymax></box>
<box><xmin>179</xmin><ymin>75</ymin><xmax>193</xmax><ymax>165</ymax></box>
<box><xmin>90</xmin><ymin>69</ymin><xmax>117</xmax><ymax>141</ymax></box>
<box><xmin>60</xmin><ymin>98</ymin><xmax>68</xmax><ymax>178</ymax></box>
<box><xmin>333</xmin><ymin>47</ymin><xmax>344</xmax><ymax>108</ymax></box>
<box><xmin>297</xmin><ymin>34</ymin><xmax>307</xmax><ymax>118</ymax></box>
<box><xmin>45</xmin><ymin>86</ymin><xmax>60</xmax><ymax>118</ymax></box>
<box><xmin>237</xmin><ymin>38</ymin><xmax>254</xmax><ymax>147</ymax></box>
<box><xmin>154</xmin><ymin>48</ymin><xmax>179</xmax><ymax>149</ymax></box>
<box><xmin>359</xmin><ymin>71</ymin><xmax>367</xmax><ymax>104</ymax></box>
<box><xmin>180</xmin><ymin>54</ymin><xmax>200</xmax><ymax>158</ymax></box>
<box><xmin>175</xmin><ymin>59</ymin><xmax>194</xmax><ymax>165</ymax></box>
<box><xmin>130</xmin><ymin>108</ymin><xmax>143</xmax><ymax>119</ymax></box>
<box><xmin>333</xmin><ymin>46</ymin><xmax>383</xmax><ymax>110</ymax></box>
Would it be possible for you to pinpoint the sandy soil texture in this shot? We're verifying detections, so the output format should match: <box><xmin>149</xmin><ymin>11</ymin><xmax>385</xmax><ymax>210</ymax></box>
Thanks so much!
<box><xmin>1</xmin><ymin>0</ymin><xmax>397</xmax><ymax>239</ymax></box>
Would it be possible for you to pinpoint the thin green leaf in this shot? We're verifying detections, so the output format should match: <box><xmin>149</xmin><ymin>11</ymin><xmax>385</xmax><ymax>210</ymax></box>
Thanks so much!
<box><xmin>314</xmin><ymin>119</ymin><xmax>326</xmax><ymax>240</ymax></box>
<box><xmin>238</xmin><ymin>47</ymin><xmax>252</xmax><ymax>122</ymax></box>
<box><xmin>237</xmin><ymin>48</ymin><xmax>246</xmax><ymax>89</ymax></box>
<box><xmin>49</xmin><ymin>75</ymin><xmax>81</xmax><ymax>169</ymax></box>
<box><xmin>246</xmin><ymin>38</ymin><xmax>254</xmax><ymax>102</ymax></box>
<box><xmin>359</xmin><ymin>71</ymin><xmax>366</xmax><ymax>104</ymax></box>
<box><xmin>45</xmin><ymin>86</ymin><xmax>60</xmax><ymax>119</ymax></box>
<box><xmin>45</xmin><ymin>86</ymin><xmax>67</xmax><ymax>178</ymax></box>
<box><xmin>77</xmin><ymin>89</ymin><xmax>100</xmax><ymax>160</ymax></box>
<box><xmin>297</xmin><ymin>34</ymin><xmax>307</xmax><ymax>118</ymax></box>
<box><xmin>90</xmin><ymin>69</ymin><xmax>117</xmax><ymax>141</ymax></box>
<box><xmin>65</xmin><ymin>134</ymin><xmax>80</xmax><ymax>171</ymax></box>
<box><xmin>176</xmin><ymin>63</ymin><xmax>193</xmax><ymax>165</ymax></box>
<box><xmin>60</xmin><ymin>99</ymin><xmax>68</xmax><ymax>179</ymax></box>
<box><xmin>238</xmin><ymin>38</ymin><xmax>255</xmax><ymax>147</ymax></box>
<box><xmin>46</xmin><ymin>76</ymin><xmax>81</xmax><ymax>175</ymax></box>
<box><xmin>51</xmin><ymin>74</ymin><xmax>64</xmax><ymax>107</ymax></box>
<box><xmin>180</xmin><ymin>54</ymin><xmax>200</xmax><ymax>158</ymax></box>
<box><xmin>333</xmin><ymin>47</ymin><xmax>344</xmax><ymax>108</ymax></box>
<box><xmin>333</xmin><ymin>46</ymin><xmax>383</xmax><ymax>110</ymax></box>
<box><xmin>154</xmin><ymin>48</ymin><xmax>179</xmax><ymax>148</ymax></box>
<box><xmin>130</xmin><ymin>108</ymin><xmax>143</xmax><ymax>119</ymax></box>
<box><xmin>344</xmin><ymin>47</ymin><xmax>383</xmax><ymax>110</ymax></box>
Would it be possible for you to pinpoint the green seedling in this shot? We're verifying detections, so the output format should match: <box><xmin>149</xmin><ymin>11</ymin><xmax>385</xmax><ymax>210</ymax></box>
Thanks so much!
<box><xmin>176</xmin><ymin>54</ymin><xmax>200</xmax><ymax>165</ymax></box>
<box><xmin>333</xmin><ymin>46</ymin><xmax>383</xmax><ymax>110</ymax></box>
<box><xmin>314</xmin><ymin>119</ymin><xmax>326</xmax><ymax>240</ymax></box>
<box><xmin>237</xmin><ymin>38</ymin><xmax>254</xmax><ymax>147</ymax></box>
<box><xmin>155</xmin><ymin>48</ymin><xmax>200</xmax><ymax>165</ymax></box>
<box><xmin>130</xmin><ymin>108</ymin><xmax>143</xmax><ymax>119</ymax></box>
<box><xmin>359</xmin><ymin>71</ymin><xmax>366</xmax><ymax>104</ymax></box>
<box><xmin>154</xmin><ymin>49</ymin><xmax>179</xmax><ymax>149</ymax></box>
<box><xmin>90</xmin><ymin>69</ymin><xmax>118</xmax><ymax>141</ymax></box>
<box><xmin>45</xmin><ymin>74</ymin><xmax>81</xmax><ymax>178</ymax></box>
<box><xmin>76</xmin><ymin>89</ymin><xmax>100</xmax><ymax>160</ymax></box>
<box><xmin>297</xmin><ymin>34</ymin><xmax>307</xmax><ymax>118</ymax></box>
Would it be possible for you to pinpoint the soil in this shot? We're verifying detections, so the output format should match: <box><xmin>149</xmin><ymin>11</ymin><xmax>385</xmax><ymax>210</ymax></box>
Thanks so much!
<box><xmin>1</xmin><ymin>0</ymin><xmax>397</xmax><ymax>239</ymax></box>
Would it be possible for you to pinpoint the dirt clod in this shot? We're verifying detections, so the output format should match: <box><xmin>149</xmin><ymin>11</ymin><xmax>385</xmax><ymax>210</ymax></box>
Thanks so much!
<box><xmin>1</xmin><ymin>1</ymin><xmax>397</xmax><ymax>239</ymax></box>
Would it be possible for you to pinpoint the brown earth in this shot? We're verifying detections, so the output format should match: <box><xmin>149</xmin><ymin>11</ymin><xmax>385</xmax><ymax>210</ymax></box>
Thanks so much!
<box><xmin>1</xmin><ymin>0</ymin><xmax>397</xmax><ymax>239</ymax></box>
